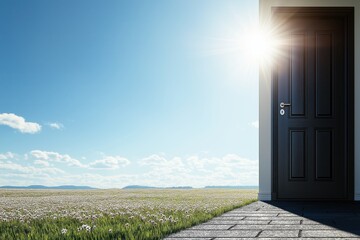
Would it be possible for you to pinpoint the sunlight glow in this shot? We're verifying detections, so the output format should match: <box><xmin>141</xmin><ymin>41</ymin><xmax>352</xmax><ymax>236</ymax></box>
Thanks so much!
<box><xmin>241</xmin><ymin>26</ymin><xmax>279</xmax><ymax>67</ymax></box>
<box><xmin>194</xmin><ymin>17</ymin><xmax>282</xmax><ymax>82</ymax></box>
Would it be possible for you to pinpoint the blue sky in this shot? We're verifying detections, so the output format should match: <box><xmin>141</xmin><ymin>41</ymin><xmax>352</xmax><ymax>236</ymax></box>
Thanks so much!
<box><xmin>0</xmin><ymin>0</ymin><xmax>259</xmax><ymax>188</ymax></box>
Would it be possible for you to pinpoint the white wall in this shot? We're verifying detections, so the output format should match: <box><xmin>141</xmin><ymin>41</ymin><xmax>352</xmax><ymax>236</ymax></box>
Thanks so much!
<box><xmin>259</xmin><ymin>0</ymin><xmax>360</xmax><ymax>201</ymax></box>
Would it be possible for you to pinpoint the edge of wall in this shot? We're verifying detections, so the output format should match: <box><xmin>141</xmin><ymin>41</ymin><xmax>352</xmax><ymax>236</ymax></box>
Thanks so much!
<box><xmin>355</xmin><ymin>194</ymin><xmax>360</xmax><ymax>201</ymax></box>
<box><xmin>258</xmin><ymin>192</ymin><xmax>272</xmax><ymax>201</ymax></box>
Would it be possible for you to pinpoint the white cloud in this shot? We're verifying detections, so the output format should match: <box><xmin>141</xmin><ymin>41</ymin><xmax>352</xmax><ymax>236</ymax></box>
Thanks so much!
<box><xmin>0</xmin><ymin>161</ymin><xmax>64</xmax><ymax>175</ymax></box>
<box><xmin>30</xmin><ymin>151</ymin><xmax>131</xmax><ymax>170</ymax></box>
<box><xmin>222</xmin><ymin>154</ymin><xmax>258</xmax><ymax>168</ymax></box>
<box><xmin>48</xmin><ymin>122</ymin><xmax>64</xmax><ymax>130</ymax></box>
<box><xmin>140</xmin><ymin>154</ymin><xmax>168</xmax><ymax>166</ymax></box>
<box><xmin>250</xmin><ymin>120</ymin><xmax>259</xmax><ymax>129</ymax></box>
<box><xmin>0</xmin><ymin>113</ymin><xmax>41</xmax><ymax>134</ymax></box>
<box><xmin>140</xmin><ymin>153</ymin><xmax>256</xmax><ymax>186</ymax></box>
<box><xmin>138</xmin><ymin>153</ymin><xmax>258</xmax><ymax>188</ymax></box>
<box><xmin>0</xmin><ymin>152</ymin><xmax>15</xmax><ymax>160</ymax></box>
<box><xmin>185</xmin><ymin>156</ymin><xmax>219</xmax><ymax>170</ymax></box>
<box><xmin>186</xmin><ymin>156</ymin><xmax>205</xmax><ymax>169</ymax></box>
<box><xmin>30</xmin><ymin>150</ymin><xmax>86</xmax><ymax>168</ymax></box>
<box><xmin>139</xmin><ymin>154</ymin><xmax>188</xmax><ymax>174</ymax></box>
<box><xmin>0</xmin><ymin>151</ymin><xmax>258</xmax><ymax>188</ymax></box>
<box><xmin>89</xmin><ymin>156</ymin><xmax>130</xmax><ymax>169</ymax></box>
<box><xmin>34</xmin><ymin>160</ymin><xmax>50</xmax><ymax>167</ymax></box>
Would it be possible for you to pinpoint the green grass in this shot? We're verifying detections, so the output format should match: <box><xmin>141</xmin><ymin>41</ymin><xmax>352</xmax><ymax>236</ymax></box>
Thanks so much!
<box><xmin>0</xmin><ymin>189</ymin><xmax>257</xmax><ymax>239</ymax></box>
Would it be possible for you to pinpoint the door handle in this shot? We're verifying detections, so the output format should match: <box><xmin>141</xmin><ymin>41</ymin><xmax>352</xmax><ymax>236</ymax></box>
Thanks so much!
<box><xmin>280</xmin><ymin>102</ymin><xmax>291</xmax><ymax>108</ymax></box>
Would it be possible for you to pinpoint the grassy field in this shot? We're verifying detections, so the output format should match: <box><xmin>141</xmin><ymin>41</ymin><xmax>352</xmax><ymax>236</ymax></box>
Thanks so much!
<box><xmin>0</xmin><ymin>189</ymin><xmax>257</xmax><ymax>240</ymax></box>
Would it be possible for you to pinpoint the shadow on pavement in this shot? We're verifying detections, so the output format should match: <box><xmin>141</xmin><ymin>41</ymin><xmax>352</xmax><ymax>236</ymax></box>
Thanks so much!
<box><xmin>265</xmin><ymin>201</ymin><xmax>360</xmax><ymax>236</ymax></box>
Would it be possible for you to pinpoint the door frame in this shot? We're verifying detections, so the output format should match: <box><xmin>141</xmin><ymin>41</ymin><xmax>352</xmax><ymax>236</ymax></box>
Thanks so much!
<box><xmin>271</xmin><ymin>7</ymin><xmax>354</xmax><ymax>200</ymax></box>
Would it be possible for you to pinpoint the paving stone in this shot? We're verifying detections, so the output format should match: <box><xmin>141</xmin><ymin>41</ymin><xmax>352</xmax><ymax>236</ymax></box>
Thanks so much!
<box><xmin>258</xmin><ymin>206</ymin><xmax>285</xmax><ymax>209</ymax></box>
<box><xmin>278</xmin><ymin>213</ymin><xmax>302</xmax><ymax>217</ymax></box>
<box><xmin>213</xmin><ymin>217</ymin><xmax>246</xmax><ymax>220</ymax></box>
<box><xmin>221</xmin><ymin>213</ymin><xmax>278</xmax><ymax>217</ymax></box>
<box><xmin>189</xmin><ymin>224</ymin><xmax>234</xmax><ymax>230</ymax></box>
<box><xmin>302</xmin><ymin>219</ymin><xmax>334</xmax><ymax>225</ymax></box>
<box><xmin>244</xmin><ymin>216</ymin><xmax>304</xmax><ymax>220</ymax></box>
<box><xmin>167</xmin><ymin>230</ymin><xmax>260</xmax><ymax>238</ymax></box>
<box><xmin>304</xmin><ymin>213</ymin><xmax>357</xmax><ymax>218</ymax></box>
<box><xmin>258</xmin><ymin>230</ymin><xmax>299</xmax><ymax>237</ymax></box>
<box><xmin>302</xmin><ymin>230</ymin><xmax>360</xmax><ymax>238</ymax></box>
<box><xmin>214</xmin><ymin>238</ymin><xmax>360</xmax><ymax>240</ymax></box>
<box><xmin>261</xmin><ymin>207</ymin><xmax>303</xmax><ymax>212</ymax></box>
<box><xmin>235</xmin><ymin>210</ymin><xmax>288</xmax><ymax>214</ymax></box>
<box><xmin>164</xmin><ymin>201</ymin><xmax>360</xmax><ymax>239</ymax></box>
<box><xmin>204</xmin><ymin>220</ymin><xmax>270</xmax><ymax>225</ymax></box>
<box><xmin>269</xmin><ymin>220</ymin><xmax>301</xmax><ymax>224</ymax></box>
<box><xmin>231</xmin><ymin>224</ymin><xmax>336</xmax><ymax>230</ymax></box>
<box><xmin>336</xmin><ymin>220</ymin><xmax>360</xmax><ymax>230</ymax></box>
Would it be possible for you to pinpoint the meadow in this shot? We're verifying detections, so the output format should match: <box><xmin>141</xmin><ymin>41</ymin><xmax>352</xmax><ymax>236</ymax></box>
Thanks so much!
<box><xmin>0</xmin><ymin>189</ymin><xmax>257</xmax><ymax>240</ymax></box>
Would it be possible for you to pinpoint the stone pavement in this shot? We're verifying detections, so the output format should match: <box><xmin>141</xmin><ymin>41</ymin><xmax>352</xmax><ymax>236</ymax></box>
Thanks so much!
<box><xmin>164</xmin><ymin>201</ymin><xmax>360</xmax><ymax>239</ymax></box>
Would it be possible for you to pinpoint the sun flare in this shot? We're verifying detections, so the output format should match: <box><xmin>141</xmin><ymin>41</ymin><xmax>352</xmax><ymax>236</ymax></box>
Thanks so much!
<box><xmin>241</xmin><ymin>26</ymin><xmax>279</xmax><ymax>66</ymax></box>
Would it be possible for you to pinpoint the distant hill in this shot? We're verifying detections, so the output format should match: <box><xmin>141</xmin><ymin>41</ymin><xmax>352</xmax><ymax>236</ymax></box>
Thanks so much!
<box><xmin>205</xmin><ymin>186</ymin><xmax>258</xmax><ymax>189</ymax></box>
<box><xmin>123</xmin><ymin>185</ymin><xmax>257</xmax><ymax>189</ymax></box>
<box><xmin>0</xmin><ymin>185</ymin><xmax>257</xmax><ymax>190</ymax></box>
<box><xmin>122</xmin><ymin>185</ymin><xmax>157</xmax><ymax>189</ymax></box>
<box><xmin>0</xmin><ymin>185</ymin><xmax>96</xmax><ymax>190</ymax></box>
<box><xmin>123</xmin><ymin>185</ymin><xmax>193</xmax><ymax>189</ymax></box>
<box><xmin>166</xmin><ymin>186</ymin><xmax>192</xmax><ymax>189</ymax></box>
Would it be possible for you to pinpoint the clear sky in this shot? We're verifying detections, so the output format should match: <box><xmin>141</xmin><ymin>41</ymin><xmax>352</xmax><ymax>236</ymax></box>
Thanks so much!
<box><xmin>0</xmin><ymin>0</ymin><xmax>259</xmax><ymax>188</ymax></box>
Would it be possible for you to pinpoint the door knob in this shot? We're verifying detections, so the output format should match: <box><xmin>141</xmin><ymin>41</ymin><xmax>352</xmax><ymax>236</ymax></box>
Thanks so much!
<box><xmin>280</xmin><ymin>102</ymin><xmax>291</xmax><ymax>108</ymax></box>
